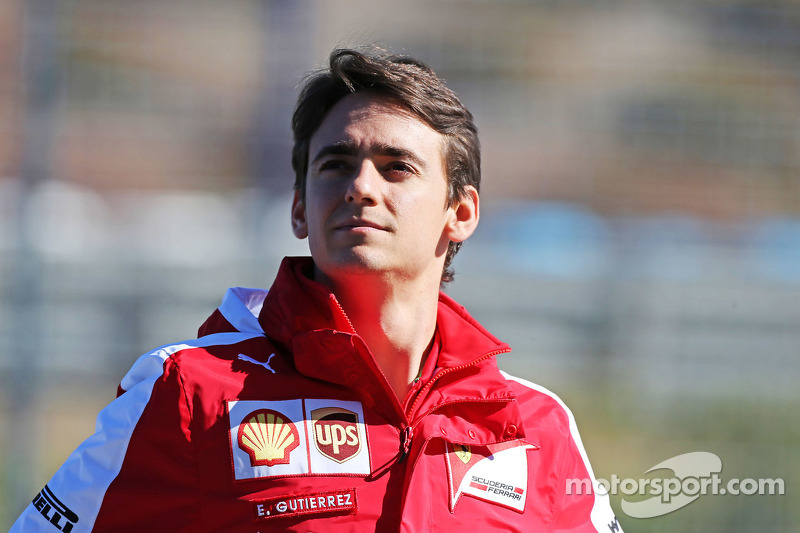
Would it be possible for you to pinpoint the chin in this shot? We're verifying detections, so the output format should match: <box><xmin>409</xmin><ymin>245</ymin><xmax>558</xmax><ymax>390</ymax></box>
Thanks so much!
<box><xmin>317</xmin><ymin>248</ymin><xmax>393</xmax><ymax>278</ymax></box>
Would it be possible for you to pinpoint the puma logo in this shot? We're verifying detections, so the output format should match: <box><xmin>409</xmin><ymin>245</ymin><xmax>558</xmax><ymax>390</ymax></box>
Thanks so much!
<box><xmin>237</xmin><ymin>353</ymin><xmax>276</xmax><ymax>374</ymax></box>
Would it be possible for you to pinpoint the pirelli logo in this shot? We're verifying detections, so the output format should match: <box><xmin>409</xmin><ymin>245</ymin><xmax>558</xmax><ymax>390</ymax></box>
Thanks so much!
<box><xmin>228</xmin><ymin>399</ymin><xmax>371</xmax><ymax>481</ymax></box>
<box><xmin>32</xmin><ymin>485</ymin><xmax>78</xmax><ymax>532</ymax></box>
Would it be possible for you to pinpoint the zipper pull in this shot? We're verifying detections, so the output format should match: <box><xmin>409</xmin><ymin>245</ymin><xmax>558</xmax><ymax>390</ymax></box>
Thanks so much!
<box><xmin>398</xmin><ymin>425</ymin><xmax>413</xmax><ymax>464</ymax></box>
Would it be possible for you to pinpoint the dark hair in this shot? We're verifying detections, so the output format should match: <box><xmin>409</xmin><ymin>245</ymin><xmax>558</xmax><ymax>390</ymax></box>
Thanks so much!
<box><xmin>291</xmin><ymin>47</ymin><xmax>480</xmax><ymax>285</ymax></box>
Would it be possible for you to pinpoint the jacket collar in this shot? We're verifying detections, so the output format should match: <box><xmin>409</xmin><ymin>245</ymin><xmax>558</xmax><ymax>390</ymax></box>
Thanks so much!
<box><xmin>200</xmin><ymin>257</ymin><xmax>524</xmax><ymax>442</ymax></box>
<box><xmin>258</xmin><ymin>257</ymin><xmax>356</xmax><ymax>346</ymax></box>
<box><xmin>259</xmin><ymin>257</ymin><xmax>510</xmax><ymax>370</ymax></box>
<box><xmin>254</xmin><ymin>258</ymin><xmax>517</xmax><ymax>427</ymax></box>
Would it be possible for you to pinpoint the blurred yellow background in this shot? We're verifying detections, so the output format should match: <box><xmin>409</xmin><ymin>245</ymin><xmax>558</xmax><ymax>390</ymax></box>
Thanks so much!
<box><xmin>1</xmin><ymin>0</ymin><xmax>797</xmax><ymax>530</ymax></box>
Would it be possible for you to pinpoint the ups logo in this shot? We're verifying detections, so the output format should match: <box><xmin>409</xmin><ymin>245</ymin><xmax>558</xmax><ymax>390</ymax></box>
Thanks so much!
<box><xmin>311</xmin><ymin>407</ymin><xmax>361</xmax><ymax>463</ymax></box>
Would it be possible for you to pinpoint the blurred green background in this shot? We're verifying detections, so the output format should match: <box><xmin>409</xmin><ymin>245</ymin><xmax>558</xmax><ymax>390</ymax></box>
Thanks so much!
<box><xmin>1</xmin><ymin>0</ymin><xmax>797</xmax><ymax>530</ymax></box>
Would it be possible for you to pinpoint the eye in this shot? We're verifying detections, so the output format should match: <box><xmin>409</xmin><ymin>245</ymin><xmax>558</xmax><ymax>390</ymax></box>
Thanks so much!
<box><xmin>385</xmin><ymin>162</ymin><xmax>415</xmax><ymax>175</ymax></box>
<box><xmin>317</xmin><ymin>159</ymin><xmax>350</xmax><ymax>173</ymax></box>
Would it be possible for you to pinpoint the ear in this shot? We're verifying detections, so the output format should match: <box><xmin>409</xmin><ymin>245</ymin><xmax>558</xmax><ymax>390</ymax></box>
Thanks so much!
<box><xmin>291</xmin><ymin>190</ymin><xmax>308</xmax><ymax>239</ymax></box>
<box><xmin>444</xmin><ymin>185</ymin><xmax>479</xmax><ymax>243</ymax></box>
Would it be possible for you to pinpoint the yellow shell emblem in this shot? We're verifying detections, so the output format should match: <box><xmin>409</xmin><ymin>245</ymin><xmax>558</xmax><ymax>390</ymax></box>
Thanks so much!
<box><xmin>237</xmin><ymin>408</ymin><xmax>300</xmax><ymax>467</ymax></box>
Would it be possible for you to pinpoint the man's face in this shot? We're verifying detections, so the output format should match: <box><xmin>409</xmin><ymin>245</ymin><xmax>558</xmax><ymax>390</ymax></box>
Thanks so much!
<box><xmin>292</xmin><ymin>92</ymin><xmax>454</xmax><ymax>284</ymax></box>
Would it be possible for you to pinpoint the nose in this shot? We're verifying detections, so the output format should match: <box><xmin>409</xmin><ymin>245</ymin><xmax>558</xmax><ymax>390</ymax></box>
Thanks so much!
<box><xmin>345</xmin><ymin>160</ymin><xmax>379</xmax><ymax>205</ymax></box>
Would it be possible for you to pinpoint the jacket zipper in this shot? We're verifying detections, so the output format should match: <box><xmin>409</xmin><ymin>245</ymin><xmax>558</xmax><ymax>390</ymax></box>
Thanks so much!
<box><xmin>410</xmin><ymin>396</ymin><xmax>516</xmax><ymax>430</ymax></box>
<box><xmin>329</xmin><ymin>293</ymin><xmax>513</xmax><ymax>464</ymax></box>
<box><xmin>329</xmin><ymin>294</ymin><xmax>357</xmax><ymax>333</ymax></box>
<box><xmin>398</xmin><ymin>425</ymin><xmax>413</xmax><ymax>463</ymax></box>
<box><xmin>329</xmin><ymin>295</ymin><xmax>408</xmax><ymax>423</ymax></box>
<box><xmin>399</xmin><ymin>347</ymin><xmax>511</xmax><ymax>463</ymax></box>
<box><xmin>406</xmin><ymin>347</ymin><xmax>511</xmax><ymax>422</ymax></box>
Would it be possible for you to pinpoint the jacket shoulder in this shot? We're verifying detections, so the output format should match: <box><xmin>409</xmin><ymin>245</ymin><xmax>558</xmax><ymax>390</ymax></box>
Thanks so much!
<box><xmin>499</xmin><ymin>371</ymin><xmax>598</xmax><ymax>488</ymax></box>
<box><xmin>500</xmin><ymin>371</ymin><xmax>622</xmax><ymax>532</ymax></box>
<box><xmin>119</xmin><ymin>332</ymin><xmax>265</xmax><ymax>394</ymax></box>
<box><xmin>9</xmin><ymin>333</ymin><xmax>261</xmax><ymax>533</ymax></box>
<box><xmin>500</xmin><ymin>371</ymin><xmax>577</xmax><ymax>436</ymax></box>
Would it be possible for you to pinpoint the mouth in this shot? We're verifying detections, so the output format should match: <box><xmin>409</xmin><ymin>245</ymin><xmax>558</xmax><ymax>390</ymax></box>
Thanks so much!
<box><xmin>334</xmin><ymin>219</ymin><xmax>389</xmax><ymax>232</ymax></box>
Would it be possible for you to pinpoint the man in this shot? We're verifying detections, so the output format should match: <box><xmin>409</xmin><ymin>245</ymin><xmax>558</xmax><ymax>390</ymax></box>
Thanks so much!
<box><xmin>12</xmin><ymin>48</ymin><xmax>621</xmax><ymax>532</ymax></box>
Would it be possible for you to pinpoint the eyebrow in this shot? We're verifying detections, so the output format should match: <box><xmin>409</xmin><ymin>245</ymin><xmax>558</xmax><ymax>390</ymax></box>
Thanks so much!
<box><xmin>310</xmin><ymin>140</ymin><xmax>428</xmax><ymax>170</ymax></box>
<box><xmin>310</xmin><ymin>141</ymin><xmax>358</xmax><ymax>167</ymax></box>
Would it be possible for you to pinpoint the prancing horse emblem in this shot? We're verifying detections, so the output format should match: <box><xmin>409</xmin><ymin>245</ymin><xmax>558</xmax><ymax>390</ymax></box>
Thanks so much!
<box><xmin>454</xmin><ymin>444</ymin><xmax>472</xmax><ymax>464</ymax></box>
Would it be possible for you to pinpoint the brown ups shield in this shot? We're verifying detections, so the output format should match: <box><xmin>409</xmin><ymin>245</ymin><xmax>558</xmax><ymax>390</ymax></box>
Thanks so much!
<box><xmin>311</xmin><ymin>407</ymin><xmax>362</xmax><ymax>463</ymax></box>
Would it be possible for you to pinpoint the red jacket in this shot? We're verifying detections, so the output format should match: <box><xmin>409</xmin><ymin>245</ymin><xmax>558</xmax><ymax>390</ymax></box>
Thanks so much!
<box><xmin>12</xmin><ymin>257</ymin><xmax>621</xmax><ymax>532</ymax></box>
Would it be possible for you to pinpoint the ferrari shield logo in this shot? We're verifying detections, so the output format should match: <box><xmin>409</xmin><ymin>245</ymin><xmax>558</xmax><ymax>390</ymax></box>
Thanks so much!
<box><xmin>454</xmin><ymin>444</ymin><xmax>472</xmax><ymax>464</ymax></box>
<box><xmin>311</xmin><ymin>407</ymin><xmax>362</xmax><ymax>463</ymax></box>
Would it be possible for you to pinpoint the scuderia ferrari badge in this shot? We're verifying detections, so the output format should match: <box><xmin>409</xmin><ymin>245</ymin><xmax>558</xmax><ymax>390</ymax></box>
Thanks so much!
<box><xmin>445</xmin><ymin>440</ymin><xmax>538</xmax><ymax>513</ymax></box>
<box><xmin>228</xmin><ymin>399</ymin><xmax>371</xmax><ymax>481</ymax></box>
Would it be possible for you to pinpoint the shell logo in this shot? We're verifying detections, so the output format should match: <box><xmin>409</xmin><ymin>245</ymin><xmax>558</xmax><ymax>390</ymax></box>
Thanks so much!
<box><xmin>237</xmin><ymin>408</ymin><xmax>300</xmax><ymax>467</ymax></box>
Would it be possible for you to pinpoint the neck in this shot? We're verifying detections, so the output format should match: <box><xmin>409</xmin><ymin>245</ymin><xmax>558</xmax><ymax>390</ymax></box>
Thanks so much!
<box><xmin>316</xmin><ymin>268</ymin><xmax>441</xmax><ymax>403</ymax></box>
